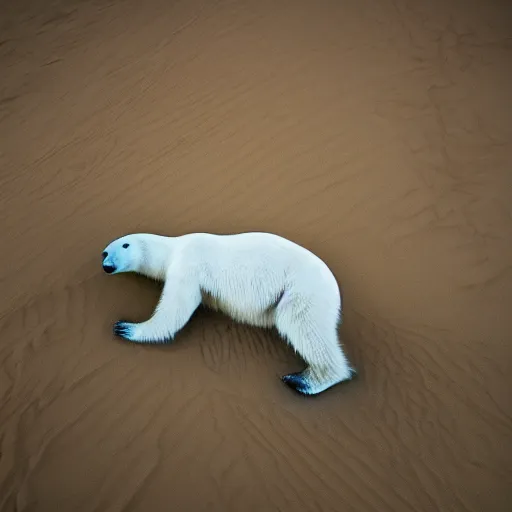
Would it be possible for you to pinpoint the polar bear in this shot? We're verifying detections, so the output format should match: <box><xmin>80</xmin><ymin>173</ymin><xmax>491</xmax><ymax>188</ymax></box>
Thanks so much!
<box><xmin>101</xmin><ymin>231</ymin><xmax>356</xmax><ymax>395</ymax></box>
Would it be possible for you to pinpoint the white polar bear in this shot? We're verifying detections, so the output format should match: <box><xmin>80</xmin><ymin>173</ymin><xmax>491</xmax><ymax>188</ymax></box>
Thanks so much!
<box><xmin>101</xmin><ymin>231</ymin><xmax>356</xmax><ymax>395</ymax></box>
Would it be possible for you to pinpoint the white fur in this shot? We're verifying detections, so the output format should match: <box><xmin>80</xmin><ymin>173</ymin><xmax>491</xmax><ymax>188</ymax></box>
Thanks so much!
<box><xmin>102</xmin><ymin>232</ymin><xmax>356</xmax><ymax>395</ymax></box>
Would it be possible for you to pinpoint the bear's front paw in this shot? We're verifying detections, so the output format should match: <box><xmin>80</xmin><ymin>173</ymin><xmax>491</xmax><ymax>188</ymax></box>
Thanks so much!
<box><xmin>113</xmin><ymin>321</ymin><xmax>137</xmax><ymax>341</ymax></box>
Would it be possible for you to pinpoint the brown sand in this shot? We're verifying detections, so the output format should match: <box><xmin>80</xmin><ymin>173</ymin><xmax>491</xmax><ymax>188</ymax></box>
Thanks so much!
<box><xmin>1</xmin><ymin>0</ymin><xmax>511</xmax><ymax>510</ymax></box>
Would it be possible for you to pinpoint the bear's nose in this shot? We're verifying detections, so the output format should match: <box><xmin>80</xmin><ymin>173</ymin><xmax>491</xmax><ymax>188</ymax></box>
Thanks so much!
<box><xmin>103</xmin><ymin>264</ymin><xmax>116</xmax><ymax>274</ymax></box>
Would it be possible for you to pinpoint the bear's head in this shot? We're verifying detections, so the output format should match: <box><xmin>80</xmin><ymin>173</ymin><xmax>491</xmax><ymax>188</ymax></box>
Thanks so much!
<box><xmin>101</xmin><ymin>235</ymin><xmax>143</xmax><ymax>275</ymax></box>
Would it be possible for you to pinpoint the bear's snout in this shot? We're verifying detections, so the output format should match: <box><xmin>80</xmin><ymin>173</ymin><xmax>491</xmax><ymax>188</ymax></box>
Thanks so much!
<box><xmin>103</xmin><ymin>264</ymin><xmax>116</xmax><ymax>274</ymax></box>
<box><xmin>102</xmin><ymin>251</ymin><xmax>116</xmax><ymax>273</ymax></box>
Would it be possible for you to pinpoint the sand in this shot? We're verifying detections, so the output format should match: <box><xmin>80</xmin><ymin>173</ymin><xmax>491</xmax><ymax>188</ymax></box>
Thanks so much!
<box><xmin>1</xmin><ymin>0</ymin><xmax>511</xmax><ymax>510</ymax></box>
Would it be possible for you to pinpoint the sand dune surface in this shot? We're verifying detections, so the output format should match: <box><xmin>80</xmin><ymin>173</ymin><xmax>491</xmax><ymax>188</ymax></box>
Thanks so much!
<box><xmin>1</xmin><ymin>0</ymin><xmax>511</xmax><ymax>511</ymax></box>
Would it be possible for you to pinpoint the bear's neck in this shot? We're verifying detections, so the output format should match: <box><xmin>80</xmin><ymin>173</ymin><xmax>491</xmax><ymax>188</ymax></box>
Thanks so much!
<box><xmin>137</xmin><ymin>234</ymin><xmax>174</xmax><ymax>281</ymax></box>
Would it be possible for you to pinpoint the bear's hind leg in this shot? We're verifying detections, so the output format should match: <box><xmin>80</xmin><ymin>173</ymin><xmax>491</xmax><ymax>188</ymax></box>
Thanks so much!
<box><xmin>275</xmin><ymin>297</ymin><xmax>356</xmax><ymax>396</ymax></box>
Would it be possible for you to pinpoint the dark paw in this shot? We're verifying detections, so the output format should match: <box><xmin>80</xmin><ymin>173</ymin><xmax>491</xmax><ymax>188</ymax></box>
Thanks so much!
<box><xmin>113</xmin><ymin>321</ymin><xmax>135</xmax><ymax>341</ymax></box>
<box><xmin>281</xmin><ymin>372</ymin><xmax>311</xmax><ymax>395</ymax></box>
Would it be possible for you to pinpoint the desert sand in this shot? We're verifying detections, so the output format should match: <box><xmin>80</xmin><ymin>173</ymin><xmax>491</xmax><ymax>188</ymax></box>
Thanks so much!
<box><xmin>1</xmin><ymin>0</ymin><xmax>511</xmax><ymax>511</ymax></box>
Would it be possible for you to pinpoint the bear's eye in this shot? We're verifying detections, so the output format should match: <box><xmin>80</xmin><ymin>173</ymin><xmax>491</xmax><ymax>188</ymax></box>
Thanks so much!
<box><xmin>122</xmin><ymin>243</ymin><xmax>129</xmax><ymax>249</ymax></box>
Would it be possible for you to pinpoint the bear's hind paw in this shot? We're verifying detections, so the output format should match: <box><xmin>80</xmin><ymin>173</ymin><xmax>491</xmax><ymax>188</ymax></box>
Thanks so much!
<box><xmin>281</xmin><ymin>373</ymin><xmax>312</xmax><ymax>395</ymax></box>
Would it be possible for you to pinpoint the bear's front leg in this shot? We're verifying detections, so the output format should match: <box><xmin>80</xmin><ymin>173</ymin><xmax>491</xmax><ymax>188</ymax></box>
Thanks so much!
<box><xmin>114</xmin><ymin>273</ymin><xmax>202</xmax><ymax>344</ymax></box>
